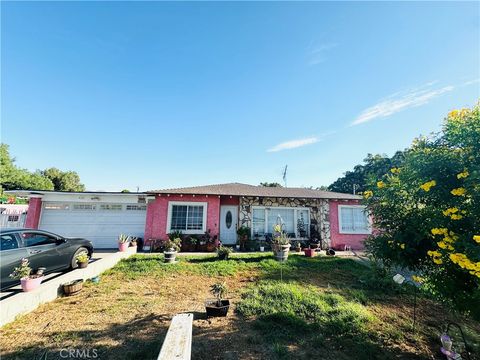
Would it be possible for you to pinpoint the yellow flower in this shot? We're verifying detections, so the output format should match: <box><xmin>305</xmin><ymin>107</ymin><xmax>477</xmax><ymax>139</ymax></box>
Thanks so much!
<box><xmin>431</xmin><ymin>228</ymin><xmax>448</xmax><ymax>236</ymax></box>
<box><xmin>400</xmin><ymin>243</ymin><xmax>405</xmax><ymax>249</ymax></box>
<box><xmin>377</xmin><ymin>181</ymin><xmax>385</xmax><ymax>189</ymax></box>
<box><xmin>363</xmin><ymin>190</ymin><xmax>373</xmax><ymax>199</ymax></box>
<box><xmin>457</xmin><ymin>170</ymin><xmax>469</xmax><ymax>179</ymax></box>
<box><xmin>420</xmin><ymin>180</ymin><xmax>436</xmax><ymax>192</ymax></box>
<box><xmin>451</xmin><ymin>187</ymin><xmax>466</xmax><ymax>196</ymax></box>
<box><xmin>442</xmin><ymin>208</ymin><xmax>458</xmax><ymax>216</ymax></box>
<box><xmin>473</xmin><ymin>235</ymin><xmax>480</xmax><ymax>244</ymax></box>
<box><xmin>390</xmin><ymin>168</ymin><xmax>400</xmax><ymax>174</ymax></box>
<box><xmin>433</xmin><ymin>258</ymin><xmax>443</xmax><ymax>265</ymax></box>
<box><xmin>448</xmin><ymin>109</ymin><xmax>459</xmax><ymax>118</ymax></box>
<box><xmin>411</xmin><ymin>275</ymin><xmax>423</xmax><ymax>283</ymax></box>
<box><xmin>450</xmin><ymin>214</ymin><xmax>463</xmax><ymax>220</ymax></box>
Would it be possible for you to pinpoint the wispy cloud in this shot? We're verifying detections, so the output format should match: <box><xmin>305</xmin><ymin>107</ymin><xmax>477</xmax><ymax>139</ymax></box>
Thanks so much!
<box><xmin>308</xmin><ymin>43</ymin><xmax>338</xmax><ymax>66</ymax></box>
<box><xmin>351</xmin><ymin>82</ymin><xmax>455</xmax><ymax>126</ymax></box>
<box><xmin>267</xmin><ymin>137</ymin><xmax>319</xmax><ymax>152</ymax></box>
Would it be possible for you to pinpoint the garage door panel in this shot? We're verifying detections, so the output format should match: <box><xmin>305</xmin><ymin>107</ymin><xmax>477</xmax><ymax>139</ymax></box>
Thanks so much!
<box><xmin>39</xmin><ymin>204</ymin><xmax>146</xmax><ymax>248</ymax></box>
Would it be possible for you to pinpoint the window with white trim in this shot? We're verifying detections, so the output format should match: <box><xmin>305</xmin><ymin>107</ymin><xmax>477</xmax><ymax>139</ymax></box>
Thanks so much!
<box><xmin>100</xmin><ymin>204</ymin><xmax>122</xmax><ymax>211</ymax></box>
<box><xmin>338</xmin><ymin>205</ymin><xmax>371</xmax><ymax>234</ymax></box>
<box><xmin>73</xmin><ymin>204</ymin><xmax>96</xmax><ymax>210</ymax></box>
<box><xmin>167</xmin><ymin>202</ymin><xmax>207</xmax><ymax>234</ymax></box>
<box><xmin>251</xmin><ymin>207</ymin><xmax>310</xmax><ymax>238</ymax></box>
<box><xmin>126</xmin><ymin>205</ymin><xmax>147</xmax><ymax>211</ymax></box>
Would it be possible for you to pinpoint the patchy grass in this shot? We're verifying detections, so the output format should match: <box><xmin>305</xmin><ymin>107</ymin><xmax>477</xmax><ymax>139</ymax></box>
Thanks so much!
<box><xmin>1</xmin><ymin>253</ymin><xmax>479</xmax><ymax>360</ymax></box>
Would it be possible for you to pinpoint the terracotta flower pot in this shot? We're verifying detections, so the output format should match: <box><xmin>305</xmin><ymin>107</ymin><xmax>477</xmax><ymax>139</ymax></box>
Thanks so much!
<box><xmin>119</xmin><ymin>242</ymin><xmax>129</xmax><ymax>252</ymax></box>
<box><xmin>20</xmin><ymin>276</ymin><xmax>44</xmax><ymax>292</ymax></box>
<box><xmin>304</xmin><ymin>248</ymin><xmax>316</xmax><ymax>257</ymax></box>
<box><xmin>78</xmin><ymin>261</ymin><xmax>88</xmax><ymax>269</ymax></box>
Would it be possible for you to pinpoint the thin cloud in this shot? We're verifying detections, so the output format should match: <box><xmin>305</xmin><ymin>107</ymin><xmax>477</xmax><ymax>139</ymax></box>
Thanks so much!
<box><xmin>351</xmin><ymin>83</ymin><xmax>455</xmax><ymax>126</ymax></box>
<box><xmin>308</xmin><ymin>43</ymin><xmax>338</xmax><ymax>66</ymax></box>
<box><xmin>267</xmin><ymin>137</ymin><xmax>319</xmax><ymax>152</ymax></box>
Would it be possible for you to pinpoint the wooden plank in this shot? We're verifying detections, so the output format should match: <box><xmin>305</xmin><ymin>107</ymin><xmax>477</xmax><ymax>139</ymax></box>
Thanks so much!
<box><xmin>158</xmin><ymin>313</ymin><xmax>193</xmax><ymax>360</ymax></box>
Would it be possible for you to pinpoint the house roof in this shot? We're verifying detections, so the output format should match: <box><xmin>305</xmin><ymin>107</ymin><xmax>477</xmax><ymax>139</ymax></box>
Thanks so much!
<box><xmin>5</xmin><ymin>190</ymin><xmax>147</xmax><ymax>197</ymax></box>
<box><xmin>147</xmin><ymin>183</ymin><xmax>361</xmax><ymax>200</ymax></box>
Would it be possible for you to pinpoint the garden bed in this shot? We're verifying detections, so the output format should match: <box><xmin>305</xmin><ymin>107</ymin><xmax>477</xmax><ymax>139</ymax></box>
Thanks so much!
<box><xmin>0</xmin><ymin>254</ymin><xmax>478</xmax><ymax>359</ymax></box>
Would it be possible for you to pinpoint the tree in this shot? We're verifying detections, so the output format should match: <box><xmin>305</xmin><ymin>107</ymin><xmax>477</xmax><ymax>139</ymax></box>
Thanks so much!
<box><xmin>329</xmin><ymin>152</ymin><xmax>405</xmax><ymax>194</ymax></box>
<box><xmin>0</xmin><ymin>144</ymin><xmax>54</xmax><ymax>191</ymax></box>
<box><xmin>121</xmin><ymin>189</ymin><xmax>130</xmax><ymax>193</ymax></box>
<box><xmin>363</xmin><ymin>104</ymin><xmax>480</xmax><ymax>318</ymax></box>
<box><xmin>260</xmin><ymin>182</ymin><xmax>283</xmax><ymax>187</ymax></box>
<box><xmin>42</xmin><ymin>168</ymin><xmax>85</xmax><ymax>192</ymax></box>
<box><xmin>0</xmin><ymin>144</ymin><xmax>85</xmax><ymax>192</ymax></box>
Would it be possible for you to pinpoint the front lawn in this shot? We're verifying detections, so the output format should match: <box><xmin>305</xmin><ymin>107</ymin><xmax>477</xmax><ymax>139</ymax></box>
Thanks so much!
<box><xmin>1</xmin><ymin>253</ymin><xmax>479</xmax><ymax>359</ymax></box>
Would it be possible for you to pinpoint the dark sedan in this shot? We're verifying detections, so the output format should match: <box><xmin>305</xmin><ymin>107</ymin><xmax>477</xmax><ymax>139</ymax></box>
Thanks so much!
<box><xmin>0</xmin><ymin>228</ymin><xmax>94</xmax><ymax>290</ymax></box>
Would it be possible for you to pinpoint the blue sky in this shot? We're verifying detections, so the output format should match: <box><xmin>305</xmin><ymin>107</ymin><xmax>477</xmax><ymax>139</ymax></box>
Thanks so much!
<box><xmin>2</xmin><ymin>2</ymin><xmax>479</xmax><ymax>192</ymax></box>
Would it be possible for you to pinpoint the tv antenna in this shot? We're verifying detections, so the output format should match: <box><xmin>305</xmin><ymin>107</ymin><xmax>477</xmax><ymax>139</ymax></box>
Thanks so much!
<box><xmin>282</xmin><ymin>165</ymin><xmax>288</xmax><ymax>187</ymax></box>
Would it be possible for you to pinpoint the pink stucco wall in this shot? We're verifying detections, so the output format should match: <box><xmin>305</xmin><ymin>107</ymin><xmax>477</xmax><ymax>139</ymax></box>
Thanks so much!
<box><xmin>25</xmin><ymin>196</ymin><xmax>42</xmax><ymax>229</ymax></box>
<box><xmin>329</xmin><ymin>199</ymin><xmax>369</xmax><ymax>250</ymax></box>
<box><xmin>220</xmin><ymin>196</ymin><xmax>239</xmax><ymax>206</ymax></box>
<box><xmin>144</xmin><ymin>194</ymin><xmax>221</xmax><ymax>242</ymax></box>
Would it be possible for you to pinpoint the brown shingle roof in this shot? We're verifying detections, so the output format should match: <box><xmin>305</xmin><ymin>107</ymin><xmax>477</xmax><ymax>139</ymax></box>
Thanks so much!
<box><xmin>147</xmin><ymin>183</ymin><xmax>361</xmax><ymax>200</ymax></box>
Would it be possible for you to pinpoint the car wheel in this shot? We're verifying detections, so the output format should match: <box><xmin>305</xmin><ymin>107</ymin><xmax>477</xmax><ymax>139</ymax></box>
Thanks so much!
<box><xmin>71</xmin><ymin>247</ymin><xmax>90</xmax><ymax>269</ymax></box>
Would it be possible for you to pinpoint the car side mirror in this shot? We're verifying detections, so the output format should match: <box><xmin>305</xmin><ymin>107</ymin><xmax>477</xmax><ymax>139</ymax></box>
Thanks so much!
<box><xmin>55</xmin><ymin>238</ymin><xmax>66</xmax><ymax>245</ymax></box>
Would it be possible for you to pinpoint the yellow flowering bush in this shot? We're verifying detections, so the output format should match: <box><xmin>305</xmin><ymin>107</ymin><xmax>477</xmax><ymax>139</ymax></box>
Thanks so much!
<box><xmin>364</xmin><ymin>103</ymin><xmax>480</xmax><ymax>318</ymax></box>
<box><xmin>363</xmin><ymin>190</ymin><xmax>373</xmax><ymax>199</ymax></box>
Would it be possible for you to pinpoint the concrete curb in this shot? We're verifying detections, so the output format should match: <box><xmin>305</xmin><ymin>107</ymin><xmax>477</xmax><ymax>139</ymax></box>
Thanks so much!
<box><xmin>0</xmin><ymin>247</ymin><xmax>136</xmax><ymax>328</ymax></box>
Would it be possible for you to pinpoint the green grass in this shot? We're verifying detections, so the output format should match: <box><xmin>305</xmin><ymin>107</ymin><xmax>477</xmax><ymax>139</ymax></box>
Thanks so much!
<box><xmin>237</xmin><ymin>281</ymin><xmax>374</xmax><ymax>335</ymax></box>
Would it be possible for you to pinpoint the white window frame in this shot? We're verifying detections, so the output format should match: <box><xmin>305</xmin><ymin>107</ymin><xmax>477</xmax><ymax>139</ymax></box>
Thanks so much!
<box><xmin>338</xmin><ymin>205</ymin><xmax>372</xmax><ymax>235</ymax></box>
<box><xmin>251</xmin><ymin>206</ymin><xmax>310</xmax><ymax>239</ymax></box>
<box><xmin>166</xmin><ymin>201</ymin><xmax>208</xmax><ymax>234</ymax></box>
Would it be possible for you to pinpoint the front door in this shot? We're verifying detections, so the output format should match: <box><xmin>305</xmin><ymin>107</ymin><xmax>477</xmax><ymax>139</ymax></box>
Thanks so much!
<box><xmin>220</xmin><ymin>206</ymin><xmax>238</xmax><ymax>245</ymax></box>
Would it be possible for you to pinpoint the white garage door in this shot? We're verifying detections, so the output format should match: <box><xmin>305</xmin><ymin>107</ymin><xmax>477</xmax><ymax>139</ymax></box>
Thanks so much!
<box><xmin>39</xmin><ymin>202</ymin><xmax>147</xmax><ymax>248</ymax></box>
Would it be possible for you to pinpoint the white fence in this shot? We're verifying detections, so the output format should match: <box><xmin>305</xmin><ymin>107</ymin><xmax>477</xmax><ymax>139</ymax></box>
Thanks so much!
<box><xmin>0</xmin><ymin>210</ymin><xmax>27</xmax><ymax>228</ymax></box>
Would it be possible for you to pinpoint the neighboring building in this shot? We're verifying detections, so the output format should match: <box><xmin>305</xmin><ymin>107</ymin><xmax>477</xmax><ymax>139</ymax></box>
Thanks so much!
<box><xmin>0</xmin><ymin>204</ymin><xmax>28</xmax><ymax>228</ymax></box>
<box><xmin>8</xmin><ymin>183</ymin><xmax>371</xmax><ymax>250</ymax></box>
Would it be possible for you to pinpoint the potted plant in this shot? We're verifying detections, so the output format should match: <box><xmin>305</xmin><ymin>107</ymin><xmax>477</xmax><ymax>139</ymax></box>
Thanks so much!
<box><xmin>62</xmin><ymin>279</ymin><xmax>83</xmax><ymax>296</ymax></box>
<box><xmin>236</xmin><ymin>226</ymin><xmax>251</xmax><ymax>251</ymax></box>
<box><xmin>205</xmin><ymin>282</ymin><xmax>230</xmax><ymax>317</ymax></box>
<box><xmin>129</xmin><ymin>237</ymin><xmax>138</xmax><ymax>248</ymax></box>
<box><xmin>163</xmin><ymin>237</ymin><xmax>181</xmax><ymax>263</ymax></box>
<box><xmin>200</xmin><ymin>230</ymin><xmax>217</xmax><ymax>252</ymax></box>
<box><xmin>295</xmin><ymin>241</ymin><xmax>302</xmax><ymax>252</ymax></box>
<box><xmin>9</xmin><ymin>258</ymin><xmax>44</xmax><ymax>292</ymax></box>
<box><xmin>304</xmin><ymin>247</ymin><xmax>316</xmax><ymax>257</ymax></box>
<box><xmin>76</xmin><ymin>251</ymin><xmax>90</xmax><ymax>268</ymax></box>
<box><xmin>118</xmin><ymin>234</ymin><xmax>130</xmax><ymax>252</ymax></box>
<box><xmin>217</xmin><ymin>245</ymin><xmax>232</xmax><ymax>260</ymax></box>
<box><xmin>272</xmin><ymin>224</ymin><xmax>290</xmax><ymax>262</ymax></box>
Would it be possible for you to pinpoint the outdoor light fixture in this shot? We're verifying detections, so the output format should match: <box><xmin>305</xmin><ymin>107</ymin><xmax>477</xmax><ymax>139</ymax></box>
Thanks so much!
<box><xmin>393</xmin><ymin>273</ymin><xmax>418</xmax><ymax>332</ymax></box>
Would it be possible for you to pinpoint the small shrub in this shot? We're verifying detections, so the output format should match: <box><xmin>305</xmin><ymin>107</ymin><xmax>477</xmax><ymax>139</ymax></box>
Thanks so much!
<box><xmin>217</xmin><ymin>246</ymin><xmax>232</xmax><ymax>260</ymax></box>
<box><xmin>9</xmin><ymin>258</ymin><xmax>32</xmax><ymax>279</ymax></box>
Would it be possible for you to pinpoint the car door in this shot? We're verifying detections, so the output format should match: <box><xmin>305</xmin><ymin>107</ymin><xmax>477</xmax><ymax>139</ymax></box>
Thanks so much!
<box><xmin>0</xmin><ymin>233</ymin><xmax>29</xmax><ymax>289</ymax></box>
<box><xmin>20</xmin><ymin>231</ymin><xmax>69</xmax><ymax>273</ymax></box>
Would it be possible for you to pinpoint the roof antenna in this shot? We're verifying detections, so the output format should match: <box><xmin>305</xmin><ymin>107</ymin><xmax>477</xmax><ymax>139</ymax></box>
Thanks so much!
<box><xmin>282</xmin><ymin>165</ymin><xmax>288</xmax><ymax>187</ymax></box>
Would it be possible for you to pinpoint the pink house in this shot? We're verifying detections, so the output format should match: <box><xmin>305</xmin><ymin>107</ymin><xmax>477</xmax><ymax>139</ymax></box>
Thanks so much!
<box><xmin>11</xmin><ymin>183</ymin><xmax>371</xmax><ymax>250</ymax></box>
<box><xmin>145</xmin><ymin>183</ymin><xmax>370</xmax><ymax>250</ymax></box>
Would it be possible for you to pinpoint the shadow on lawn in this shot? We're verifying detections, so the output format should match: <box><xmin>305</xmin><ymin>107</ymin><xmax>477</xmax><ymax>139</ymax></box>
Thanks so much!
<box><xmin>1</xmin><ymin>313</ymin><xmax>170</xmax><ymax>360</ymax></box>
<box><xmin>192</xmin><ymin>312</ymin><xmax>430</xmax><ymax>360</ymax></box>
